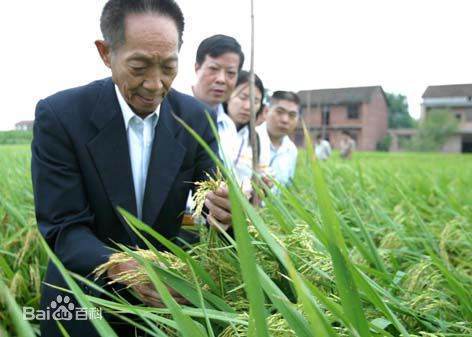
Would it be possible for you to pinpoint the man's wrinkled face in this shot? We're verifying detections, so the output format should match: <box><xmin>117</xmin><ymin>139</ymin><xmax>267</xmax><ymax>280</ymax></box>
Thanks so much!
<box><xmin>266</xmin><ymin>99</ymin><xmax>299</xmax><ymax>138</ymax></box>
<box><xmin>97</xmin><ymin>13</ymin><xmax>179</xmax><ymax>117</ymax></box>
<box><xmin>227</xmin><ymin>83</ymin><xmax>262</xmax><ymax>127</ymax></box>
<box><xmin>193</xmin><ymin>53</ymin><xmax>240</xmax><ymax>107</ymax></box>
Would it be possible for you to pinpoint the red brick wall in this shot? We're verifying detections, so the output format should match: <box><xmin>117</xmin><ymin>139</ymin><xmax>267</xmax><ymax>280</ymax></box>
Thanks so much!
<box><xmin>302</xmin><ymin>105</ymin><xmax>364</xmax><ymax>128</ymax></box>
<box><xmin>298</xmin><ymin>89</ymin><xmax>388</xmax><ymax>150</ymax></box>
<box><xmin>302</xmin><ymin>105</ymin><xmax>321</xmax><ymax>126</ymax></box>
<box><xmin>361</xmin><ymin>89</ymin><xmax>388</xmax><ymax>150</ymax></box>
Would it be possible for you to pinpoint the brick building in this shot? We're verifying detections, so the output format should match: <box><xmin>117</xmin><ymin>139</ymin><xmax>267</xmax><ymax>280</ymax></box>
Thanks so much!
<box><xmin>296</xmin><ymin>86</ymin><xmax>388</xmax><ymax>151</ymax></box>
<box><xmin>421</xmin><ymin>83</ymin><xmax>472</xmax><ymax>153</ymax></box>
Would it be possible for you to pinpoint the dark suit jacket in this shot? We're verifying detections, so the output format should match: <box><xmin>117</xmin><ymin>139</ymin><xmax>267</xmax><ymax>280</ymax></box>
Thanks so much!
<box><xmin>31</xmin><ymin>78</ymin><xmax>217</xmax><ymax>336</ymax></box>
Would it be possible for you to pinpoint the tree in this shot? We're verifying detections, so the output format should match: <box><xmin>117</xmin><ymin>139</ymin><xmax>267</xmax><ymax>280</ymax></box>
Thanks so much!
<box><xmin>408</xmin><ymin>109</ymin><xmax>459</xmax><ymax>151</ymax></box>
<box><xmin>385</xmin><ymin>92</ymin><xmax>417</xmax><ymax>129</ymax></box>
<box><xmin>376</xmin><ymin>134</ymin><xmax>392</xmax><ymax>152</ymax></box>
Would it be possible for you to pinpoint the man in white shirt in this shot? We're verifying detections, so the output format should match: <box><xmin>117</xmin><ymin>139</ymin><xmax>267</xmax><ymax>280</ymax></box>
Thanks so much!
<box><xmin>192</xmin><ymin>35</ymin><xmax>245</xmax><ymax>165</ymax></box>
<box><xmin>257</xmin><ymin>91</ymin><xmax>300</xmax><ymax>188</ymax></box>
<box><xmin>315</xmin><ymin>134</ymin><xmax>332</xmax><ymax>161</ymax></box>
<box><xmin>115</xmin><ymin>85</ymin><xmax>159</xmax><ymax>220</ymax></box>
<box><xmin>186</xmin><ymin>35</ymin><xmax>245</xmax><ymax>214</ymax></box>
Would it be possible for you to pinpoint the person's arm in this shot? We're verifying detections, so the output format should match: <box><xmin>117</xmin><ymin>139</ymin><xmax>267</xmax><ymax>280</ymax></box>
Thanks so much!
<box><xmin>31</xmin><ymin>99</ymin><xmax>113</xmax><ymax>296</ymax></box>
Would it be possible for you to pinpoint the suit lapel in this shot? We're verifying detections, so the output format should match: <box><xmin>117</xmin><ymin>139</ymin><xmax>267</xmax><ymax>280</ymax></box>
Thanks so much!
<box><xmin>86</xmin><ymin>79</ymin><xmax>138</xmax><ymax>244</ymax></box>
<box><xmin>141</xmin><ymin>95</ymin><xmax>187</xmax><ymax>227</ymax></box>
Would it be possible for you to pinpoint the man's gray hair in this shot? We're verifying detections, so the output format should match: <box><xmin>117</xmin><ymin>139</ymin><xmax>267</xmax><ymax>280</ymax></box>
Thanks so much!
<box><xmin>100</xmin><ymin>0</ymin><xmax>185</xmax><ymax>50</ymax></box>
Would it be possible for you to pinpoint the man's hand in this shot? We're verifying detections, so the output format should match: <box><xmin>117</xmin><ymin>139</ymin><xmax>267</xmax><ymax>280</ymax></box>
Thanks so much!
<box><xmin>133</xmin><ymin>283</ymin><xmax>188</xmax><ymax>308</ymax></box>
<box><xmin>205</xmin><ymin>185</ymin><xmax>232</xmax><ymax>231</ymax></box>
<box><xmin>107</xmin><ymin>260</ymin><xmax>189</xmax><ymax>307</ymax></box>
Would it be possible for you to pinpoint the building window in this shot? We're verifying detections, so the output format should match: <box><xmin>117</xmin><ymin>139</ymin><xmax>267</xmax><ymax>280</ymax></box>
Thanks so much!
<box><xmin>347</xmin><ymin>104</ymin><xmax>360</xmax><ymax>119</ymax></box>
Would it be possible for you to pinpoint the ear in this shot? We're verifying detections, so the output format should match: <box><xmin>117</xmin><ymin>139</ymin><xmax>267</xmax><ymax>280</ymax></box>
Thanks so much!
<box><xmin>194</xmin><ymin>62</ymin><xmax>201</xmax><ymax>73</ymax></box>
<box><xmin>95</xmin><ymin>40</ymin><xmax>112</xmax><ymax>69</ymax></box>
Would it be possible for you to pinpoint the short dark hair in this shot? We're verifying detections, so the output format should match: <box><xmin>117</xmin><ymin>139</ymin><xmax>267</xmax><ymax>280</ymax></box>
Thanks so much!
<box><xmin>270</xmin><ymin>91</ymin><xmax>301</xmax><ymax>106</ymax></box>
<box><xmin>100</xmin><ymin>0</ymin><xmax>185</xmax><ymax>50</ymax></box>
<box><xmin>196</xmin><ymin>35</ymin><xmax>244</xmax><ymax>70</ymax></box>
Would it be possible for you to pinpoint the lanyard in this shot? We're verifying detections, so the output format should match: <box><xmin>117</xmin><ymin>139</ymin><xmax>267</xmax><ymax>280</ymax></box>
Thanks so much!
<box><xmin>233</xmin><ymin>137</ymin><xmax>246</xmax><ymax>166</ymax></box>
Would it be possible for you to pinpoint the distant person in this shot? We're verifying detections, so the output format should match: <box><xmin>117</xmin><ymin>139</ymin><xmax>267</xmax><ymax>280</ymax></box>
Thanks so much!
<box><xmin>340</xmin><ymin>130</ymin><xmax>356</xmax><ymax>159</ymax></box>
<box><xmin>257</xmin><ymin>91</ymin><xmax>300</xmax><ymax>188</ymax></box>
<box><xmin>224</xmin><ymin>70</ymin><xmax>268</xmax><ymax>194</ymax></box>
<box><xmin>315</xmin><ymin>134</ymin><xmax>332</xmax><ymax>161</ymax></box>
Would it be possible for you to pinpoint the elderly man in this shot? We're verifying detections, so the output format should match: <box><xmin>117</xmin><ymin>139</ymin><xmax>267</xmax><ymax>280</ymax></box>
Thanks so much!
<box><xmin>257</xmin><ymin>91</ymin><xmax>300</xmax><ymax>188</ymax></box>
<box><xmin>31</xmin><ymin>1</ymin><xmax>231</xmax><ymax>336</ymax></box>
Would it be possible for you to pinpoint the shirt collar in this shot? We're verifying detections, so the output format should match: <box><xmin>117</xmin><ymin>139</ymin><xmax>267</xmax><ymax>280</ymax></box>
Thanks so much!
<box><xmin>115</xmin><ymin>84</ymin><xmax>160</xmax><ymax>130</ymax></box>
<box><xmin>215</xmin><ymin>103</ymin><xmax>234</xmax><ymax>127</ymax></box>
<box><xmin>238</xmin><ymin>125</ymin><xmax>249</xmax><ymax>137</ymax></box>
<box><xmin>260</xmin><ymin>122</ymin><xmax>291</xmax><ymax>153</ymax></box>
<box><xmin>215</xmin><ymin>104</ymin><xmax>227</xmax><ymax>123</ymax></box>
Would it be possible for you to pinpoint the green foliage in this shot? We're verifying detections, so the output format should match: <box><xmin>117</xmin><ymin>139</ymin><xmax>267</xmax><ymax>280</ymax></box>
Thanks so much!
<box><xmin>385</xmin><ymin>92</ymin><xmax>417</xmax><ymax>129</ymax></box>
<box><xmin>376</xmin><ymin>134</ymin><xmax>392</xmax><ymax>152</ymax></box>
<box><xmin>0</xmin><ymin>145</ymin><xmax>45</xmax><ymax>335</ymax></box>
<box><xmin>408</xmin><ymin>109</ymin><xmax>459</xmax><ymax>151</ymax></box>
<box><xmin>0</xmin><ymin>131</ymin><xmax>33</xmax><ymax>145</ymax></box>
<box><xmin>1</xmin><ymin>145</ymin><xmax>471</xmax><ymax>336</ymax></box>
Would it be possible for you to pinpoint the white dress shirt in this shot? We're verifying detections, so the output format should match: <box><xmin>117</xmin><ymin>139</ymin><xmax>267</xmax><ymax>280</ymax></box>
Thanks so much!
<box><xmin>215</xmin><ymin>104</ymin><xmax>239</xmax><ymax>164</ymax></box>
<box><xmin>215</xmin><ymin>104</ymin><xmax>269</xmax><ymax>194</ymax></box>
<box><xmin>257</xmin><ymin>122</ymin><xmax>298</xmax><ymax>188</ymax></box>
<box><xmin>115</xmin><ymin>85</ymin><xmax>159</xmax><ymax>220</ymax></box>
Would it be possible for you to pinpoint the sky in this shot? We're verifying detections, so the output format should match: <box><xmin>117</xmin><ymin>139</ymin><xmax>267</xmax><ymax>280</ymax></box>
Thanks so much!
<box><xmin>1</xmin><ymin>0</ymin><xmax>471</xmax><ymax>130</ymax></box>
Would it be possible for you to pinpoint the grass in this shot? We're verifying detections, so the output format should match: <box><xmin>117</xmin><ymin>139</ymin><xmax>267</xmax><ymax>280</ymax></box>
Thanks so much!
<box><xmin>0</xmin><ymin>145</ymin><xmax>46</xmax><ymax>336</ymax></box>
<box><xmin>0</xmin><ymin>131</ymin><xmax>33</xmax><ymax>145</ymax></box>
<box><xmin>0</xmin><ymin>143</ymin><xmax>471</xmax><ymax>336</ymax></box>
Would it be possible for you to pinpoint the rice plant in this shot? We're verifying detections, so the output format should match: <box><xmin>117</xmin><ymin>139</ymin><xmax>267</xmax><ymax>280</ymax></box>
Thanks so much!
<box><xmin>0</xmin><ymin>143</ymin><xmax>471</xmax><ymax>336</ymax></box>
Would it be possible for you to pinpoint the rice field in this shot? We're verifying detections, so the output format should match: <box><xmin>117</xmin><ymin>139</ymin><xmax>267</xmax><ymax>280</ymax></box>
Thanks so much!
<box><xmin>0</xmin><ymin>143</ymin><xmax>471</xmax><ymax>337</ymax></box>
